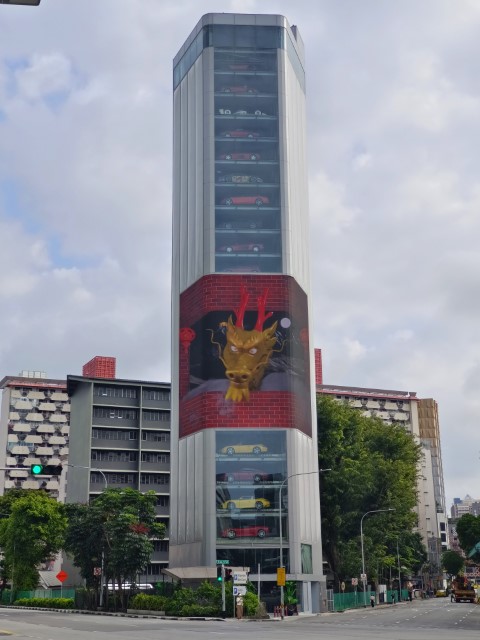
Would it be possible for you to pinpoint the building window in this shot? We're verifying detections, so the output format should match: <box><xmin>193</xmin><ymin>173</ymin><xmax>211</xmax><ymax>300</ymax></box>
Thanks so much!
<box><xmin>143</xmin><ymin>389</ymin><xmax>170</xmax><ymax>401</ymax></box>
<box><xmin>92</xmin><ymin>428</ymin><xmax>138</xmax><ymax>441</ymax></box>
<box><xmin>93</xmin><ymin>407</ymin><xmax>138</xmax><ymax>420</ymax></box>
<box><xmin>91</xmin><ymin>451</ymin><xmax>137</xmax><ymax>462</ymax></box>
<box><xmin>140</xmin><ymin>474</ymin><xmax>169</xmax><ymax>485</ymax></box>
<box><xmin>142</xmin><ymin>431</ymin><xmax>169</xmax><ymax>443</ymax></box>
<box><xmin>156</xmin><ymin>496</ymin><xmax>170</xmax><ymax>507</ymax></box>
<box><xmin>141</xmin><ymin>452</ymin><xmax>170</xmax><ymax>464</ymax></box>
<box><xmin>94</xmin><ymin>386</ymin><xmax>137</xmax><ymax>399</ymax></box>
<box><xmin>142</xmin><ymin>410</ymin><xmax>170</xmax><ymax>422</ymax></box>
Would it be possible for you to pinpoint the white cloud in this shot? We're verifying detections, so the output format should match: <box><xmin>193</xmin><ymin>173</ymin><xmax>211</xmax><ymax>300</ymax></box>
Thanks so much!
<box><xmin>14</xmin><ymin>52</ymin><xmax>75</xmax><ymax>101</ymax></box>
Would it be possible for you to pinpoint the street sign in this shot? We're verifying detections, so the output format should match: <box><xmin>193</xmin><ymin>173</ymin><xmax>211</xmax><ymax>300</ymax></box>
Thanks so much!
<box><xmin>360</xmin><ymin>573</ymin><xmax>367</xmax><ymax>581</ymax></box>
<box><xmin>233</xmin><ymin>586</ymin><xmax>247</xmax><ymax>596</ymax></box>
<box><xmin>216</xmin><ymin>559</ymin><xmax>230</xmax><ymax>565</ymax></box>
<box><xmin>277</xmin><ymin>567</ymin><xmax>286</xmax><ymax>586</ymax></box>
<box><xmin>56</xmin><ymin>570</ymin><xmax>68</xmax><ymax>583</ymax></box>
<box><xmin>341</xmin><ymin>581</ymin><xmax>346</xmax><ymax>591</ymax></box>
<box><xmin>233</xmin><ymin>571</ymin><xmax>248</xmax><ymax>585</ymax></box>
<box><xmin>93</xmin><ymin>567</ymin><xmax>102</xmax><ymax>576</ymax></box>
<box><xmin>351</xmin><ymin>577</ymin><xmax>358</xmax><ymax>586</ymax></box>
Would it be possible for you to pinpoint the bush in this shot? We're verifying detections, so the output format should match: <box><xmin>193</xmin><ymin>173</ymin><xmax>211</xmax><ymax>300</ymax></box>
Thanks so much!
<box><xmin>13</xmin><ymin>597</ymin><xmax>74</xmax><ymax>609</ymax></box>
<box><xmin>243</xmin><ymin>590</ymin><xmax>260</xmax><ymax>616</ymax></box>
<box><xmin>129</xmin><ymin>593</ymin><xmax>168</xmax><ymax>611</ymax></box>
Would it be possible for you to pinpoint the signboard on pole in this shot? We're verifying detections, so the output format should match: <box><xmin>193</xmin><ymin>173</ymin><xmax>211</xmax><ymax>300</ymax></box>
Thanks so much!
<box><xmin>233</xmin><ymin>571</ymin><xmax>248</xmax><ymax>585</ymax></box>
<box><xmin>56</xmin><ymin>570</ymin><xmax>68</xmax><ymax>583</ymax></box>
<box><xmin>233</xmin><ymin>586</ymin><xmax>247</xmax><ymax>596</ymax></box>
<box><xmin>277</xmin><ymin>567</ymin><xmax>286</xmax><ymax>586</ymax></box>
<box><xmin>351</xmin><ymin>577</ymin><xmax>358</xmax><ymax>586</ymax></box>
<box><xmin>360</xmin><ymin>573</ymin><xmax>367</xmax><ymax>581</ymax></box>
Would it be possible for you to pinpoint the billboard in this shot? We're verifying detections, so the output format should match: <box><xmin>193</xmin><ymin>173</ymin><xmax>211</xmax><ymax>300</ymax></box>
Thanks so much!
<box><xmin>179</xmin><ymin>274</ymin><xmax>312</xmax><ymax>437</ymax></box>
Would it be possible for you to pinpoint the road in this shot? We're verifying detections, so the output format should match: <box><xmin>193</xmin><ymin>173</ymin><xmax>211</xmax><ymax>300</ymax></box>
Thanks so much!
<box><xmin>0</xmin><ymin>598</ymin><xmax>478</xmax><ymax>640</ymax></box>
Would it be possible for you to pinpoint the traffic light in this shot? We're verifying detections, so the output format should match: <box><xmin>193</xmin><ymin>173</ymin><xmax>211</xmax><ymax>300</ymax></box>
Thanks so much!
<box><xmin>225</xmin><ymin>568</ymin><xmax>232</xmax><ymax>582</ymax></box>
<box><xmin>30</xmin><ymin>464</ymin><xmax>62</xmax><ymax>476</ymax></box>
<box><xmin>216</xmin><ymin>566</ymin><xmax>223</xmax><ymax>582</ymax></box>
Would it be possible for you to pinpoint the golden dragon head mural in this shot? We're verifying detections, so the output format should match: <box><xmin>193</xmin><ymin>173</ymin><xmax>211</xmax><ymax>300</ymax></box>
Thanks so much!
<box><xmin>219</xmin><ymin>285</ymin><xmax>278</xmax><ymax>402</ymax></box>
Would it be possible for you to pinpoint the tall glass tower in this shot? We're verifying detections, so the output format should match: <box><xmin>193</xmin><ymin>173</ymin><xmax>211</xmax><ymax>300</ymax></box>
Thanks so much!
<box><xmin>170</xmin><ymin>13</ymin><xmax>325</xmax><ymax>612</ymax></box>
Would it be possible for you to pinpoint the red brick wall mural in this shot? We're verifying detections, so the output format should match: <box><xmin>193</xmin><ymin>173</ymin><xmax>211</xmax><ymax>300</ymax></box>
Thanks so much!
<box><xmin>179</xmin><ymin>274</ymin><xmax>312</xmax><ymax>438</ymax></box>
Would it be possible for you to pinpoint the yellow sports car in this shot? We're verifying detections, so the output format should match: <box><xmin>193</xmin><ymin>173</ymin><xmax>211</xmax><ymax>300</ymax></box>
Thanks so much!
<box><xmin>221</xmin><ymin>496</ymin><xmax>270</xmax><ymax>510</ymax></box>
<box><xmin>220</xmin><ymin>444</ymin><xmax>268</xmax><ymax>455</ymax></box>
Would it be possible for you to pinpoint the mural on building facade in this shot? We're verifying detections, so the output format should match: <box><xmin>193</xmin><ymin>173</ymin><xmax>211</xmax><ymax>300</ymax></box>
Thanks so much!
<box><xmin>178</xmin><ymin>275</ymin><xmax>313</xmax><ymax>437</ymax></box>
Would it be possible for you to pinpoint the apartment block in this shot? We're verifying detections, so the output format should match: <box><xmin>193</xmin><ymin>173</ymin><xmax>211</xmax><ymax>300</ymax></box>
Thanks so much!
<box><xmin>0</xmin><ymin>372</ymin><xmax>69</xmax><ymax>500</ymax></box>
<box><xmin>66</xmin><ymin>372</ymin><xmax>171</xmax><ymax>580</ymax></box>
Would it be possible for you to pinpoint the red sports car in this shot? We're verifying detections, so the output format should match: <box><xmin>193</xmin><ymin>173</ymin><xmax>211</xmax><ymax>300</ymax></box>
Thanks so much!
<box><xmin>221</xmin><ymin>195</ymin><xmax>269</xmax><ymax>206</ymax></box>
<box><xmin>218</xmin><ymin>152</ymin><xmax>260</xmax><ymax>161</ymax></box>
<box><xmin>218</xmin><ymin>243</ymin><xmax>264</xmax><ymax>253</ymax></box>
<box><xmin>221</xmin><ymin>526</ymin><xmax>269</xmax><ymax>539</ymax></box>
<box><xmin>220</xmin><ymin>85</ymin><xmax>257</xmax><ymax>94</ymax></box>
<box><xmin>220</xmin><ymin>129</ymin><xmax>260</xmax><ymax>139</ymax></box>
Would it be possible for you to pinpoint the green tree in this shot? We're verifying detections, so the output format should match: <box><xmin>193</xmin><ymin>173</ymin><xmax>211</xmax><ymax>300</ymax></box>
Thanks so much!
<box><xmin>0</xmin><ymin>491</ymin><xmax>67</xmax><ymax>590</ymax></box>
<box><xmin>456</xmin><ymin>514</ymin><xmax>480</xmax><ymax>555</ymax></box>
<box><xmin>64</xmin><ymin>488</ymin><xmax>165</xmax><ymax>609</ymax></box>
<box><xmin>317</xmin><ymin>395</ymin><xmax>424</xmax><ymax>583</ymax></box>
<box><xmin>441</xmin><ymin>550</ymin><xmax>465</xmax><ymax>578</ymax></box>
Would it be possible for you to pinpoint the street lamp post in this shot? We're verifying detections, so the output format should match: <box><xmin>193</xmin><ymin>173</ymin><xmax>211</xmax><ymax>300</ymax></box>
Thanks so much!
<box><xmin>278</xmin><ymin>468</ymin><xmax>331</xmax><ymax>620</ymax></box>
<box><xmin>360</xmin><ymin>508</ymin><xmax>395</xmax><ymax>607</ymax></box>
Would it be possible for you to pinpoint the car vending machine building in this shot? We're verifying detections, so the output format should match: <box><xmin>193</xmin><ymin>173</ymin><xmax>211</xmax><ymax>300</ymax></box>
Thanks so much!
<box><xmin>170</xmin><ymin>13</ymin><xmax>325</xmax><ymax>612</ymax></box>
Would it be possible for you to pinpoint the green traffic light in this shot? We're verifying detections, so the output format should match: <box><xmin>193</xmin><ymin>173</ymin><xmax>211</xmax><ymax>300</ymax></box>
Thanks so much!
<box><xmin>31</xmin><ymin>464</ymin><xmax>43</xmax><ymax>475</ymax></box>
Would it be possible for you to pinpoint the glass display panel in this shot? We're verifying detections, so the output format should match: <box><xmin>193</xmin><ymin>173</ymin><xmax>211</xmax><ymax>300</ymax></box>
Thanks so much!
<box><xmin>215</xmin><ymin>430</ymin><xmax>287</xmax><ymax>547</ymax></box>
<box><xmin>214</xmin><ymin>48</ymin><xmax>281</xmax><ymax>273</ymax></box>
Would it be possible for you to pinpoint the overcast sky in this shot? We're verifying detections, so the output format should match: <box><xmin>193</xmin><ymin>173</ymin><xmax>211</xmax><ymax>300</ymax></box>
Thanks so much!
<box><xmin>1</xmin><ymin>0</ymin><xmax>479</xmax><ymax>507</ymax></box>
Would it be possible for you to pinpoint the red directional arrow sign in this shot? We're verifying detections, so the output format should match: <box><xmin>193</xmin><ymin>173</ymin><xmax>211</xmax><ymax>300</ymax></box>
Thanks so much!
<box><xmin>56</xmin><ymin>570</ymin><xmax>68</xmax><ymax>583</ymax></box>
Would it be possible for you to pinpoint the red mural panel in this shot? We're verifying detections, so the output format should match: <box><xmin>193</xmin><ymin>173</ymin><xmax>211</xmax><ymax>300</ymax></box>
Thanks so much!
<box><xmin>179</xmin><ymin>274</ymin><xmax>312</xmax><ymax>438</ymax></box>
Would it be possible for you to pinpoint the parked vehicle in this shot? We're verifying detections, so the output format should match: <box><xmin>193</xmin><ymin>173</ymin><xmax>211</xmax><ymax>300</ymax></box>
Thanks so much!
<box><xmin>220</xmin><ymin>85</ymin><xmax>257</xmax><ymax>94</ymax></box>
<box><xmin>223</xmin><ymin>265</ymin><xmax>261</xmax><ymax>273</ymax></box>
<box><xmin>221</xmin><ymin>195</ymin><xmax>269</xmax><ymax>206</ymax></box>
<box><xmin>221</xmin><ymin>525</ymin><xmax>269</xmax><ymax>539</ymax></box>
<box><xmin>218</xmin><ymin>108</ymin><xmax>268</xmax><ymax>116</ymax></box>
<box><xmin>220</xmin><ymin>443</ymin><xmax>268</xmax><ymax>455</ymax></box>
<box><xmin>216</xmin><ymin>468</ymin><xmax>272</xmax><ymax>483</ymax></box>
<box><xmin>218</xmin><ymin>151</ymin><xmax>260</xmax><ymax>161</ymax></box>
<box><xmin>218</xmin><ymin>243</ymin><xmax>264</xmax><ymax>253</ymax></box>
<box><xmin>221</xmin><ymin>496</ymin><xmax>270</xmax><ymax>510</ymax></box>
<box><xmin>218</xmin><ymin>174</ymin><xmax>263</xmax><ymax>183</ymax></box>
<box><xmin>220</xmin><ymin>129</ymin><xmax>260</xmax><ymax>139</ymax></box>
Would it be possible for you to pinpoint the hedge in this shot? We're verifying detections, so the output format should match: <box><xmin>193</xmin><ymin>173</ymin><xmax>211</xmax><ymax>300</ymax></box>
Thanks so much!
<box><xmin>13</xmin><ymin>597</ymin><xmax>74</xmax><ymax>609</ymax></box>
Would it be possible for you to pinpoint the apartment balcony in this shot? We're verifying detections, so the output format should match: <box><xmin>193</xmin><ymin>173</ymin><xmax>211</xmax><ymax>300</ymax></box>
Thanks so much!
<box><xmin>38</xmin><ymin>402</ymin><xmax>56</xmax><ymax>412</ymax></box>
<box><xmin>49</xmin><ymin>414</ymin><xmax>67</xmax><ymax>423</ymax></box>
<box><xmin>92</xmin><ymin>437</ymin><xmax>138</xmax><ymax>450</ymax></box>
<box><xmin>93</xmin><ymin>396</ymin><xmax>140</xmax><ymax>408</ymax></box>
<box><xmin>142</xmin><ymin>399</ymin><xmax>170</xmax><ymax>410</ymax></box>
<box><xmin>154</xmin><ymin>505</ymin><xmax>170</xmax><ymax>516</ymax></box>
<box><xmin>140</xmin><ymin>482</ymin><xmax>170</xmax><ymax>493</ymax></box>
<box><xmin>93</xmin><ymin>417</ymin><xmax>138</xmax><ymax>428</ymax></box>
<box><xmin>91</xmin><ymin>460</ymin><xmax>138</xmax><ymax>471</ymax></box>
<box><xmin>89</xmin><ymin>481</ymin><xmax>136</xmax><ymax>492</ymax></box>
<box><xmin>140</xmin><ymin>461</ymin><xmax>170</xmax><ymax>472</ymax></box>
<box><xmin>150</xmin><ymin>550</ymin><xmax>169</xmax><ymax>562</ymax></box>
<box><xmin>141</xmin><ymin>442</ymin><xmax>170</xmax><ymax>452</ymax></box>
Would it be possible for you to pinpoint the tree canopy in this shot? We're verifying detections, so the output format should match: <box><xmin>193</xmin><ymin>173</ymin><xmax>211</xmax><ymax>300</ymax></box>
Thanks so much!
<box><xmin>64</xmin><ymin>488</ymin><xmax>165</xmax><ymax>606</ymax></box>
<box><xmin>455</xmin><ymin>514</ymin><xmax>480</xmax><ymax>556</ymax></box>
<box><xmin>0</xmin><ymin>490</ymin><xmax>67</xmax><ymax>589</ymax></box>
<box><xmin>317</xmin><ymin>395</ymin><xmax>425</xmax><ymax>585</ymax></box>
<box><xmin>441</xmin><ymin>550</ymin><xmax>465</xmax><ymax>577</ymax></box>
